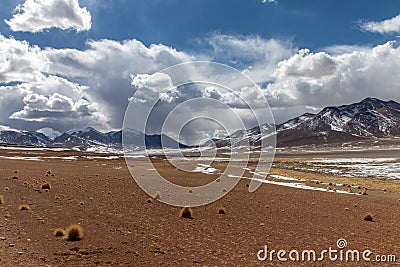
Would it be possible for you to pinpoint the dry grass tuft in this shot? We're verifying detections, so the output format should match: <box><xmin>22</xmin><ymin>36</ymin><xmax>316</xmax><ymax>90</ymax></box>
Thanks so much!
<box><xmin>326</xmin><ymin>186</ymin><xmax>332</xmax><ymax>191</ymax></box>
<box><xmin>218</xmin><ymin>207</ymin><xmax>226</xmax><ymax>215</ymax></box>
<box><xmin>154</xmin><ymin>191</ymin><xmax>161</xmax><ymax>200</ymax></box>
<box><xmin>41</xmin><ymin>182</ymin><xmax>51</xmax><ymax>190</ymax></box>
<box><xmin>54</xmin><ymin>228</ymin><xmax>65</xmax><ymax>237</ymax></box>
<box><xmin>0</xmin><ymin>195</ymin><xmax>3</xmax><ymax>204</ymax></box>
<box><xmin>363</xmin><ymin>213</ymin><xmax>373</xmax><ymax>222</ymax></box>
<box><xmin>180</xmin><ymin>207</ymin><xmax>193</xmax><ymax>219</ymax></box>
<box><xmin>19</xmin><ymin>204</ymin><xmax>30</xmax><ymax>210</ymax></box>
<box><xmin>362</xmin><ymin>189</ymin><xmax>368</xmax><ymax>195</ymax></box>
<box><xmin>347</xmin><ymin>188</ymin><xmax>353</xmax><ymax>193</ymax></box>
<box><xmin>65</xmin><ymin>224</ymin><xmax>83</xmax><ymax>241</ymax></box>
<box><xmin>332</xmin><ymin>188</ymin><xmax>337</xmax><ymax>192</ymax></box>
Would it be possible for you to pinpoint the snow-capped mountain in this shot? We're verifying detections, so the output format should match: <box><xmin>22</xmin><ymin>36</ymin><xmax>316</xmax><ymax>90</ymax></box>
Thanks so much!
<box><xmin>277</xmin><ymin>97</ymin><xmax>400</xmax><ymax>146</ymax></box>
<box><xmin>0</xmin><ymin>126</ymin><xmax>188</xmax><ymax>150</ymax></box>
<box><xmin>36</xmin><ymin>127</ymin><xmax>62</xmax><ymax>140</ymax></box>
<box><xmin>211</xmin><ymin>98</ymin><xmax>400</xmax><ymax>147</ymax></box>
<box><xmin>0</xmin><ymin>130</ymin><xmax>50</xmax><ymax>146</ymax></box>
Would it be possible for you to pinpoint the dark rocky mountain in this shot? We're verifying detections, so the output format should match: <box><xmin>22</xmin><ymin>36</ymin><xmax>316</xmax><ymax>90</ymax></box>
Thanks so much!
<box><xmin>0</xmin><ymin>127</ymin><xmax>188</xmax><ymax>150</ymax></box>
<box><xmin>211</xmin><ymin>98</ymin><xmax>400</xmax><ymax>148</ymax></box>
<box><xmin>0</xmin><ymin>130</ymin><xmax>50</xmax><ymax>146</ymax></box>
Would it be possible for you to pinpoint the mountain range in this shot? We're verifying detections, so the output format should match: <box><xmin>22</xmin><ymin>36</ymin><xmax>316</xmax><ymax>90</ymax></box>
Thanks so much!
<box><xmin>0</xmin><ymin>126</ymin><xmax>187</xmax><ymax>151</ymax></box>
<box><xmin>208</xmin><ymin>97</ymin><xmax>400</xmax><ymax>148</ymax></box>
<box><xmin>1</xmin><ymin>98</ymin><xmax>400</xmax><ymax>150</ymax></box>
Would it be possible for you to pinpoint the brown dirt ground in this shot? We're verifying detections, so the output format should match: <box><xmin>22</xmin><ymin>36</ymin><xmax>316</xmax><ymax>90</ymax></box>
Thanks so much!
<box><xmin>0</xmin><ymin>150</ymin><xmax>399</xmax><ymax>266</ymax></box>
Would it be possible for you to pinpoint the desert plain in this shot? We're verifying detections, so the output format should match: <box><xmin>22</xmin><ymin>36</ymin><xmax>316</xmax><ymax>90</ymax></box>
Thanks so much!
<box><xmin>0</xmin><ymin>145</ymin><xmax>399</xmax><ymax>266</ymax></box>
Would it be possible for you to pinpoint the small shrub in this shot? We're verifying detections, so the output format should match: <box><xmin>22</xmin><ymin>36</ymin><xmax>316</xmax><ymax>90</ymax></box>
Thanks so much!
<box><xmin>65</xmin><ymin>224</ymin><xmax>83</xmax><ymax>241</ymax></box>
<box><xmin>180</xmin><ymin>207</ymin><xmax>193</xmax><ymax>219</ymax></box>
<box><xmin>154</xmin><ymin>192</ymin><xmax>161</xmax><ymax>200</ymax></box>
<box><xmin>363</xmin><ymin>214</ymin><xmax>373</xmax><ymax>222</ymax></box>
<box><xmin>0</xmin><ymin>195</ymin><xmax>3</xmax><ymax>204</ymax></box>
<box><xmin>326</xmin><ymin>186</ymin><xmax>332</xmax><ymax>191</ymax></box>
<box><xmin>146</xmin><ymin>198</ymin><xmax>153</xmax><ymax>203</ymax></box>
<box><xmin>362</xmin><ymin>189</ymin><xmax>368</xmax><ymax>195</ymax></box>
<box><xmin>19</xmin><ymin>204</ymin><xmax>30</xmax><ymax>210</ymax></box>
<box><xmin>54</xmin><ymin>228</ymin><xmax>65</xmax><ymax>237</ymax></box>
<box><xmin>218</xmin><ymin>207</ymin><xmax>226</xmax><ymax>215</ymax></box>
<box><xmin>41</xmin><ymin>182</ymin><xmax>51</xmax><ymax>190</ymax></box>
<box><xmin>347</xmin><ymin>188</ymin><xmax>353</xmax><ymax>193</ymax></box>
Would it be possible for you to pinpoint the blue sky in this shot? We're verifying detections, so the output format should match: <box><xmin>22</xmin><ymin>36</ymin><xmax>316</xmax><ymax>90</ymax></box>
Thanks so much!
<box><xmin>1</xmin><ymin>0</ymin><xmax>400</xmax><ymax>140</ymax></box>
<box><xmin>1</xmin><ymin>0</ymin><xmax>399</xmax><ymax>51</ymax></box>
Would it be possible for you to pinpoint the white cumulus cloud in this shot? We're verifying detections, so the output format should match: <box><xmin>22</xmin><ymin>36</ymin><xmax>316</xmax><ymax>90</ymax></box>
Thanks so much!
<box><xmin>5</xmin><ymin>0</ymin><xmax>92</xmax><ymax>33</ymax></box>
<box><xmin>0</xmin><ymin>35</ymin><xmax>193</xmax><ymax>132</ymax></box>
<box><xmin>262</xmin><ymin>0</ymin><xmax>278</xmax><ymax>5</ymax></box>
<box><xmin>265</xmin><ymin>41</ymin><xmax>400</xmax><ymax>109</ymax></box>
<box><xmin>0</xmin><ymin>35</ymin><xmax>47</xmax><ymax>83</ymax></box>
<box><xmin>359</xmin><ymin>13</ymin><xmax>400</xmax><ymax>34</ymax></box>
<box><xmin>204</xmin><ymin>33</ymin><xmax>295</xmax><ymax>83</ymax></box>
<box><xmin>2</xmin><ymin>31</ymin><xmax>400</xmax><ymax>135</ymax></box>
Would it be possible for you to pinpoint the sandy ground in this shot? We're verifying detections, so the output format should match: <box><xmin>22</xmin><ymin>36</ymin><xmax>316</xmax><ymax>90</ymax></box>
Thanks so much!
<box><xmin>0</xmin><ymin>148</ymin><xmax>400</xmax><ymax>266</ymax></box>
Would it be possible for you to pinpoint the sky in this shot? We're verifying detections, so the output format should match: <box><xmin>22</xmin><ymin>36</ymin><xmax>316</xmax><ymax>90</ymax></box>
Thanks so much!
<box><xmin>1</xmin><ymin>0</ymin><xmax>400</xmax><ymax>142</ymax></box>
